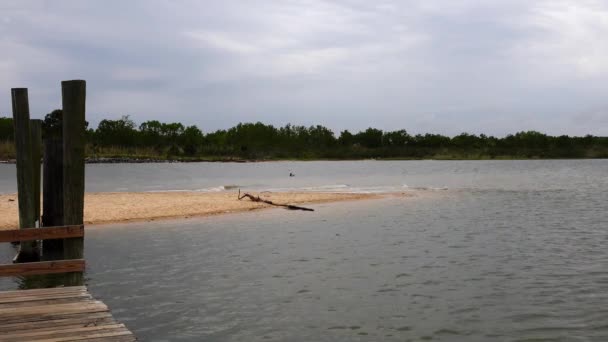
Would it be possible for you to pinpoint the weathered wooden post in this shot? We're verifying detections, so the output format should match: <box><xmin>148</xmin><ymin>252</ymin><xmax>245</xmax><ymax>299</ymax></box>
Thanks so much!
<box><xmin>42</xmin><ymin>136</ymin><xmax>64</xmax><ymax>257</ymax></box>
<box><xmin>30</xmin><ymin>119</ymin><xmax>42</xmax><ymax>226</ymax></box>
<box><xmin>62</xmin><ymin>80</ymin><xmax>86</xmax><ymax>286</ymax></box>
<box><xmin>11</xmin><ymin>88</ymin><xmax>38</xmax><ymax>261</ymax></box>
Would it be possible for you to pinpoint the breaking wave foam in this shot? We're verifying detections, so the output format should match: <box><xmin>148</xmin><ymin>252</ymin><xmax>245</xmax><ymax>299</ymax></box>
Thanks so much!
<box><xmin>145</xmin><ymin>184</ymin><xmax>448</xmax><ymax>194</ymax></box>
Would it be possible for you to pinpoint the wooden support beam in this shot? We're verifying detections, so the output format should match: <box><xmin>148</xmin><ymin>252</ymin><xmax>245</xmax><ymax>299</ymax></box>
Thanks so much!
<box><xmin>0</xmin><ymin>259</ymin><xmax>85</xmax><ymax>277</ymax></box>
<box><xmin>0</xmin><ymin>225</ymin><xmax>84</xmax><ymax>243</ymax></box>
<box><xmin>11</xmin><ymin>88</ymin><xmax>38</xmax><ymax>260</ymax></box>
<box><xmin>31</xmin><ymin>119</ymin><xmax>42</xmax><ymax>227</ymax></box>
<box><xmin>62</xmin><ymin>80</ymin><xmax>86</xmax><ymax>286</ymax></box>
<box><xmin>42</xmin><ymin>136</ymin><xmax>65</xmax><ymax>256</ymax></box>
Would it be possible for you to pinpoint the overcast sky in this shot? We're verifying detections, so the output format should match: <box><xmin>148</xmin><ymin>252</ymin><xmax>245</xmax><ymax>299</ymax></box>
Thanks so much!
<box><xmin>1</xmin><ymin>0</ymin><xmax>607</xmax><ymax>136</ymax></box>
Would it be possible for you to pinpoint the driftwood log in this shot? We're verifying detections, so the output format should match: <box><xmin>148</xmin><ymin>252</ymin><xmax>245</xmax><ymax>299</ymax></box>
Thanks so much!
<box><xmin>238</xmin><ymin>190</ymin><xmax>314</xmax><ymax>211</ymax></box>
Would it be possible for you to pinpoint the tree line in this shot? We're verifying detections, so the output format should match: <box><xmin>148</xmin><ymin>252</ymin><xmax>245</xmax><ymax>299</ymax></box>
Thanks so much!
<box><xmin>1</xmin><ymin>111</ymin><xmax>607</xmax><ymax>160</ymax></box>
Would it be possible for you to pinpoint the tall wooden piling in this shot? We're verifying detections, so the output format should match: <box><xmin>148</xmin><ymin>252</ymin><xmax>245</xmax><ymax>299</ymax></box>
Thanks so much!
<box><xmin>42</xmin><ymin>136</ymin><xmax>64</xmax><ymax>256</ymax></box>
<box><xmin>11</xmin><ymin>88</ymin><xmax>38</xmax><ymax>261</ymax></box>
<box><xmin>62</xmin><ymin>80</ymin><xmax>86</xmax><ymax>285</ymax></box>
<box><xmin>30</xmin><ymin>119</ymin><xmax>42</xmax><ymax>226</ymax></box>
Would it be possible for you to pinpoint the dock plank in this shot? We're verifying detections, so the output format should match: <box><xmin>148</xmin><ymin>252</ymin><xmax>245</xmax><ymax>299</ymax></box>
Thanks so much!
<box><xmin>0</xmin><ymin>286</ymin><xmax>87</xmax><ymax>298</ymax></box>
<box><xmin>2</xmin><ymin>324</ymin><xmax>127</xmax><ymax>339</ymax></box>
<box><xmin>0</xmin><ymin>314</ymin><xmax>115</xmax><ymax>333</ymax></box>
<box><xmin>0</xmin><ymin>286</ymin><xmax>136</xmax><ymax>341</ymax></box>
<box><xmin>0</xmin><ymin>292</ymin><xmax>92</xmax><ymax>306</ymax></box>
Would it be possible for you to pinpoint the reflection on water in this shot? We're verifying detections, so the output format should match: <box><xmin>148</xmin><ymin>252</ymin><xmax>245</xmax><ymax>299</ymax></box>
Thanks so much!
<box><xmin>16</xmin><ymin>273</ymin><xmax>75</xmax><ymax>289</ymax></box>
<box><xmin>0</xmin><ymin>160</ymin><xmax>606</xmax><ymax>341</ymax></box>
<box><xmin>2</xmin><ymin>240</ymin><xmax>85</xmax><ymax>289</ymax></box>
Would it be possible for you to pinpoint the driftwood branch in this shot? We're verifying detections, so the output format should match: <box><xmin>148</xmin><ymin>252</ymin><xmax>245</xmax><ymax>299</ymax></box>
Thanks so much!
<box><xmin>238</xmin><ymin>190</ymin><xmax>314</xmax><ymax>211</ymax></box>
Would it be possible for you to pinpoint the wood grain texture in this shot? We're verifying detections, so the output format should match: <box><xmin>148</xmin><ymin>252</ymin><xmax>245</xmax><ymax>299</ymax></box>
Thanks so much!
<box><xmin>61</xmin><ymin>80</ymin><xmax>86</xmax><ymax>286</ymax></box>
<box><xmin>11</xmin><ymin>88</ymin><xmax>37</xmax><ymax>258</ymax></box>
<box><xmin>0</xmin><ymin>286</ymin><xmax>87</xmax><ymax>298</ymax></box>
<box><xmin>0</xmin><ymin>286</ymin><xmax>136</xmax><ymax>341</ymax></box>
<box><xmin>0</xmin><ymin>225</ymin><xmax>84</xmax><ymax>243</ymax></box>
<box><xmin>31</xmin><ymin>119</ymin><xmax>43</xmax><ymax>226</ymax></box>
<box><xmin>0</xmin><ymin>259</ymin><xmax>85</xmax><ymax>277</ymax></box>
<box><xmin>42</xmin><ymin>136</ymin><xmax>65</xmax><ymax>255</ymax></box>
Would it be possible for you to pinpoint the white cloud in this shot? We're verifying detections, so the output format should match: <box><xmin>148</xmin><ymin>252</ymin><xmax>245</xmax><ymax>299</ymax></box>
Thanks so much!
<box><xmin>513</xmin><ymin>0</ymin><xmax>608</xmax><ymax>78</ymax></box>
<box><xmin>180</xmin><ymin>1</ymin><xmax>429</xmax><ymax>82</ymax></box>
<box><xmin>110</xmin><ymin>67</ymin><xmax>166</xmax><ymax>82</ymax></box>
<box><xmin>184</xmin><ymin>31</ymin><xmax>259</xmax><ymax>54</ymax></box>
<box><xmin>273</xmin><ymin>47</ymin><xmax>351</xmax><ymax>75</ymax></box>
<box><xmin>0</xmin><ymin>37</ymin><xmax>70</xmax><ymax>106</ymax></box>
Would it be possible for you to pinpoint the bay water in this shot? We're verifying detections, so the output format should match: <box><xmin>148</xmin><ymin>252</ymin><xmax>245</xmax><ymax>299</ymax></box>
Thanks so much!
<box><xmin>0</xmin><ymin>160</ymin><xmax>606</xmax><ymax>341</ymax></box>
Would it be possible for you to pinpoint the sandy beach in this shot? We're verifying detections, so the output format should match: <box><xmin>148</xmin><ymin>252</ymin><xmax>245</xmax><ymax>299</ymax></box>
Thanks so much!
<box><xmin>0</xmin><ymin>191</ymin><xmax>392</xmax><ymax>230</ymax></box>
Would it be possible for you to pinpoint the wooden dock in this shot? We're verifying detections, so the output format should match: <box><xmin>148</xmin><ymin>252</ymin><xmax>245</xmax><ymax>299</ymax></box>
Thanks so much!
<box><xmin>0</xmin><ymin>286</ymin><xmax>136</xmax><ymax>341</ymax></box>
<box><xmin>0</xmin><ymin>226</ymin><xmax>137</xmax><ymax>340</ymax></box>
<box><xmin>2</xmin><ymin>81</ymin><xmax>136</xmax><ymax>340</ymax></box>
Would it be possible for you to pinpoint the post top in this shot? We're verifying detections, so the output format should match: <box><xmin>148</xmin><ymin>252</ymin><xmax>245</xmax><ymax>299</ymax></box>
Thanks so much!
<box><xmin>61</xmin><ymin>80</ymin><xmax>86</xmax><ymax>84</ymax></box>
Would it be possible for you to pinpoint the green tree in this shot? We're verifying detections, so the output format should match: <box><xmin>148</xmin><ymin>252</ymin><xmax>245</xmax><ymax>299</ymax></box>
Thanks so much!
<box><xmin>95</xmin><ymin>115</ymin><xmax>137</xmax><ymax>146</ymax></box>
<box><xmin>42</xmin><ymin>109</ymin><xmax>63</xmax><ymax>138</ymax></box>
<box><xmin>383</xmin><ymin>130</ymin><xmax>411</xmax><ymax>147</ymax></box>
<box><xmin>139</xmin><ymin>120</ymin><xmax>163</xmax><ymax>147</ymax></box>
<box><xmin>0</xmin><ymin>117</ymin><xmax>13</xmax><ymax>141</ymax></box>
<box><xmin>180</xmin><ymin>125</ymin><xmax>204</xmax><ymax>155</ymax></box>
<box><xmin>308</xmin><ymin>125</ymin><xmax>336</xmax><ymax>149</ymax></box>
<box><xmin>338</xmin><ymin>130</ymin><xmax>354</xmax><ymax>146</ymax></box>
<box><xmin>355</xmin><ymin>128</ymin><xmax>383</xmax><ymax>148</ymax></box>
<box><xmin>42</xmin><ymin>109</ymin><xmax>89</xmax><ymax>139</ymax></box>
<box><xmin>161</xmin><ymin>122</ymin><xmax>185</xmax><ymax>141</ymax></box>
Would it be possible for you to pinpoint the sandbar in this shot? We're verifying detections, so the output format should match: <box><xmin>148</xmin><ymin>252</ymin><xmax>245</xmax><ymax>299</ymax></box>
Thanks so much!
<box><xmin>0</xmin><ymin>191</ymin><xmax>397</xmax><ymax>230</ymax></box>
